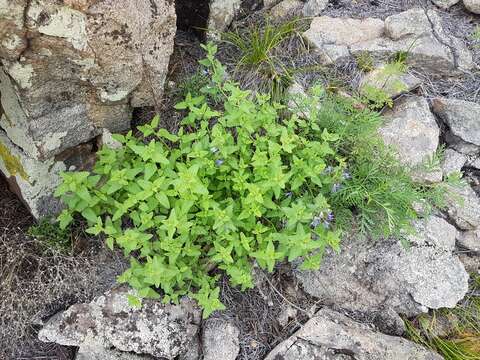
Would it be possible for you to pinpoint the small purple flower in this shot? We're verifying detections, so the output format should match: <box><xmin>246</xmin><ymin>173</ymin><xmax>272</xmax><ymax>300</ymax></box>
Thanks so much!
<box><xmin>310</xmin><ymin>216</ymin><xmax>322</xmax><ymax>229</ymax></box>
<box><xmin>342</xmin><ymin>170</ymin><xmax>352</xmax><ymax>180</ymax></box>
<box><xmin>326</xmin><ymin>211</ymin><xmax>334</xmax><ymax>222</ymax></box>
<box><xmin>331</xmin><ymin>183</ymin><xmax>342</xmax><ymax>193</ymax></box>
<box><xmin>323</xmin><ymin>166</ymin><xmax>333</xmax><ymax>175</ymax></box>
<box><xmin>215</xmin><ymin>159</ymin><xmax>224</xmax><ymax>166</ymax></box>
<box><xmin>210</xmin><ymin>146</ymin><xmax>219</xmax><ymax>153</ymax></box>
<box><xmin>284</xmin><ymin>191</ymin><xmax>293</xmax><ymax>198</ymax></box>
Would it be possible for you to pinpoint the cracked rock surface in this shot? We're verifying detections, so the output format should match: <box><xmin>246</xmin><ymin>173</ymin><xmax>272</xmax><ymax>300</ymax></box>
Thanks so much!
<box><xmin>296</xmin><ymin>216</ymin><xmax>469</xmax><ymax>321</ymax></box>
<box><xmin>38</xmin><ymin>286</ymin><xmax>202</xmax><ymax>359</ymax></box>
<box><xmin>264</xmin><ymin>308</ymin><xmax>443</xmax><ymax>360</ymax></box>
<box><xmin>303</xmin><ymin>8</ymin><xmax>473</xmax><ymax>77</ymax></box>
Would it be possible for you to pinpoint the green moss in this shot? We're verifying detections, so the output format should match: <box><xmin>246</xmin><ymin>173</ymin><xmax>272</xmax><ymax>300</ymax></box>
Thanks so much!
<box><xmin>0</xmin><ymin>141</ymin><xmax>29</xmax><ymax>181</ymax></box>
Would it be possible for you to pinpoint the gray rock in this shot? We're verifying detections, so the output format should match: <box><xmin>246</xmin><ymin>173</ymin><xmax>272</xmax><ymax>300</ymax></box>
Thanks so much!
<box><xmin>409</xmin><ymin>215</ymin><xmax>457</xmax><ymax>251</ymax></box>
<box><xmin>432</xmin><ymin>98</ymin><xmax>480</xmax><ymax>148</ymax></box>
<box><xmin>39</xmin><ymin>286</ymin><xmax>201</xmax><ymax>359</ymax></box>
<box><xmin>359</xmin><ymin>65</ymin><xmax>422</xmax><ymax>99</ymax></box>
<box><xmin>432</xmin><ymin>0</ymin><xmax>461</xmax><ymax>9</ymax></box>
<box><xmin>442</xmin><ymin>148</ymin><xmax>467</xmax><ymax>177</ymax></box>
<box><xmin>270</xmin><ymin>0</ymin><xmax>303</xmax><ymax>19</ymax></box>
<box><xmin>265</xmin><ymin>308</ymin><xmax>443</xmax><ymax>360</ymax></box>
<box><xmin>457</xmin><ymin>230</ymin><xmax>480</xmax><ymax>252</ymax></box>
<box><xmin>444</xmin><ymin>184</ymin><xmax>480</xmax><ymax>230</ymax></box>
<box><xmin>76</xmin><ymin>346</ymin><xmax>153</xmax><ymax>360</ymax></box>
<box><xmin>202</xmin><ymin>319</ymin><xmax>240</xmax><ymax>360</ymax></box>
<box><xmin>296</xmin><ymin>216</ymin><xmax>469</xmax><ymax>321</ymax></box>
<box><xmin>464</xmin><ymin>0</ymin><xmax>480</xmax><ymax>14</ymax></box>
<box><xmin>208</xmin><ymin>0</ymin><xmax>242</xmax><ymax>34</ymax></box>
<box><xmin>467</xmin><ymin>156</ymin><xmax>480</xmax><ymax>170</ymax></box>
<box><xmin>303</xmin><ymin>8</ymin><xmax>473</xmax><ymax>77</ymax></box>
<box><xmin>380</xmin><ymin>96</ymin><xmax>441</xmax><ymax>183</ymax></box>
<box><xmin>0</xmin><ymin>0</ymin><xmax>176</xmax><ymax>218</ymax></box>
<box><xmin>263</xmin><ymin>0</ymin><xmax>282</xmax><ymax>9</ymax></box>
<box><xmin>302</xmin><ymin>0</ymin><xmax>329</xmax><ymax>17</ymax></box>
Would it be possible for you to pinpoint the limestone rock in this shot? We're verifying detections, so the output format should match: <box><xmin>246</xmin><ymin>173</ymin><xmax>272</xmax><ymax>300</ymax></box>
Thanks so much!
<box><xmin>444</xmin><ymin>184</ymin><xmax>480</xmax><ymax>230</ymax></box>
<box><xmin>208</xmin><ymin>0</ymin><xmax>242</xmax><ymax>33</ymax></box>
<box><xmin>442</xmin><ymin>148</ymin><xmax>467</xmax><ymax>177</ymax></box>
<box><xmin>432</xmin><ymin>98</ymin><xmax>480</xmax><ymax>149</ymax></box>
<box><xmin>296</xmin><ymin>216</ymin><xmax>469</xmax><ymax>321</ymax></box>
<box><xmin>464</xmin><ymin>0</ymin><xmax>480</xmax><ymax>14</ymax></box>
<box><xmin>303</xmin><ymin>8</ymin><xmax>473</xmax><ymax>77</ymax></box>
<box><xmin>0</xmin><ymin>129</ymin><xmax>64</xmax><ymax>218</ymax></box>
<box><xmin>359</xmin><ymin>65</ymin><xmax>422</xmax><ymax>99</ymax></box>
<box><xmin>202</xmin><ymin>319</ymin><xmax>240</xmax><ymax>360</ymax></box>
<box><xmin>432</xmin><ymin>0</ymin><xmax>461</xmax><ymax>9</ymax></box>
<box><xmin>380</xmin><ymin>96</ymin><xmax>441</xmax><ymax>183</ymax></box>
<box><xmin>0</xmin><ymin>0</ymin><xmax>176</xmax><ymax>217</ymax></box>
<box><xmin>76</xmin><ymin>346</ymin><xmax>153</xmax><ymax>360</ymax></box>
<box><xmin>270</xmin><ymin>0</ymin><xmax>303</xmax><ymax>19</ymax></box>
<box><xmin>457</xmin><ymin>230</ymin><xmax>480</xmax><ymax>252</ymax></box>
<box><xmin>302</xmin><ymin>0</ymin><xmax>329</xmax><ymax>17</ymax></box>
<box><xmin>38</xmin><ymin>286</ymin><xmax>201</xmax><ymax>359</ymax></box>
<box><xmin>265</xmin><ymin>308</ymin><xmax>443</xmax><ymax>360</ymax></box>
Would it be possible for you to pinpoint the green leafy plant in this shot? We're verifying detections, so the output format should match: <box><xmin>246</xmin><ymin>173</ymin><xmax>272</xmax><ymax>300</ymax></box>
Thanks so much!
<box><xmin>55</xmin><ymin>43</ymin><xmax>449</xmax><ymax>316</ymax></box>
<box><xmin>355</xmin><ymin>51</ymin><xmax>375</xmax><ymax>72</ymax></box>
<box><xmin>28</xmin><ymin>218</ymin><xmax>72</xmax><ymax>253</ymax></box>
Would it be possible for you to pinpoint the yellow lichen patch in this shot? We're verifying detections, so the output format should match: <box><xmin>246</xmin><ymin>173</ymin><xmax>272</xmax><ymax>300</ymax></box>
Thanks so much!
<box><xmin>0</xmin><ymin>141</ymin><xmax>29</xmax><ymax>181</ymax></box>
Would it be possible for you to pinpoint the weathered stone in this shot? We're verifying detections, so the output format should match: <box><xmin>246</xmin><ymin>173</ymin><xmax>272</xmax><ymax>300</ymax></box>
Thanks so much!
<box><xmin>0</xmin><ymin>129</ymin><xmax>64</xmax><ymax>218</ymax></box>
<box><xmin>464</xmin><ymin>0</ymin><xmax>480</xmax><ymax>14</ymax></box>
<box><xmin>444</xmin><ymin>184</ymin><xmax>480</xmax><ymax>230</ymax></box>
<box><xmin>0</xmin><ymin>0</ymin><xmax>176</xmax><ymax>217</ymax></box>
<box><xmin>270</xmin><ymin>0</ymin><xmax>303</xmax><ymax>19</ymax></box>
<box><xmin>76</xmin><ymin>346</ymin><xmax>153</xmax><ymax>360</ymax></box>
<box><xmin>381</xmin><ymin>96</ymin><xmax>441</xmax><ymax>183</ymax></box>
<box><xmin>296</xmin><ymin>216</ymin><xmax>469</xmax><ymax>321</ymax></box>
<box><xmin>265</xmin><ymin>308</ymin><xmax>443</xmax><ymax>360</ymax></box>
<box><xmin>457</xmin><ymin>229</ymin><xmax>480</xmax><ymax>252</ymax></box>
<box><xmin>432</xmin><ymin>0</ymin><xmax>461</xmax><ymax>9</ymax></box>
<box><xmin>202</xmin><ymin>319</ymin><xmax>240</xmax><ymax>360</ymax></box>
<box><xmin>263</xmin><ymin>0</ymin><xmax>282</xmax><ymax>9</ymax></box>
<box><xmin>432</xmin><ymin>98</ymin><xmax>480</xmax><ymax>148</ymax></box>
<box><xmin>38</xmin><ymin>286</ymin><xmax>201</xmax><ymax>359</ymax></box>
<box><xmin>303</xmin><ymin>9</ymin><xmax>473</xmax><ymax>76</ymax></box>
<box><xmin>0</xmin><ymin>0</ymin><xmax>27</xmax><ymax>60</ymax></box>
<box><xmin>442</xmin><ymin>148</ymin><xmax>467</xmax><ymax>177</ymax></box>
<box><xmin>208</xmin><ymin>0</ymin><xmax>242</xmax><ymax>33</ymax></box>
<box><xmin>302</xmin><ymin>0</ymin><xmax>329</xmax><ymax>17</ymax></box>
<box><xmin>359</xmin><ymin>65</ymin><xmax>422</xmax><ymax>98</ymax></box>
<box><xmin>409</xmin><ymin>215</ymin><xmax>457</xmax><ymax>251</ymax></box>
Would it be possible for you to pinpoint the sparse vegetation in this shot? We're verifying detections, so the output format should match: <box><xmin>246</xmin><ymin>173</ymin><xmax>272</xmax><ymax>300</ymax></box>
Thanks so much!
<box><xmin>406</xmin><ymin>275</ymin><xmax>480</xmax><ymax>360</ymax></box>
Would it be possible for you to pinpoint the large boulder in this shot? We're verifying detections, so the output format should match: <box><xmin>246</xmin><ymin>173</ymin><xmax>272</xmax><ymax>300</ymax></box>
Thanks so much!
<box><xmin>38</xmin><ymin>286</ymin><xmax>202</xmax><ymax>359</ymax></box>
<box><xmin>0</xmin><ymin>0</ymin><xmax>176</xmax><ymax>217</ymax></box>
<box><xmin>380</xmin><ymin>96</ymin><xmax>441</xmax><ymax>183</ymax></box>
<box><xmin>265</xmin><ymin>308</ymin><xmax>443</xmax><ymax>360</ymax></box>
<box><xmin>303</xmin><ymin>8</ymin><xmax>473</xmax><ymax>77</ymax></box>
<box><xmin>296</xmin><ymin>216</ymin><xmax>469</xmax><ymax>324</ymax></box>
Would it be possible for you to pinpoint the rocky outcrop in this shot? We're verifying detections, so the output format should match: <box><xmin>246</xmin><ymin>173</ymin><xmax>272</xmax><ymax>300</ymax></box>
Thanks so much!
<box><xmin>296</xmin><ymin>216</ymin><xmax>469</xmax><ymax>325</ymax></box>
<box><xmin>380</xmin><ymin>96</ymin><xmax>441</xmax><ymax>183</ymax></box>
<box><xmin>265</xmin><ymin>308</ymin><xmax>443</xmax><ymax>360</ymax></box>
<box><xmin>202</xmin><ymin>319</ymin><xmax>240</xmax><ymax>360</ymax></box>
<box><xmin>38</xmin><ymin>286</ymin><xmax>201</xmax><ymax>359</ymax></box>
<box><xmin>0</xmin><ymin>0</ymin><xmax>176</xmax><ymax>217</ymax></box>
<box><xmin>303</xmin><ymin>8</ymin><xmax>473</xmax><ymax>77</ymax></box>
